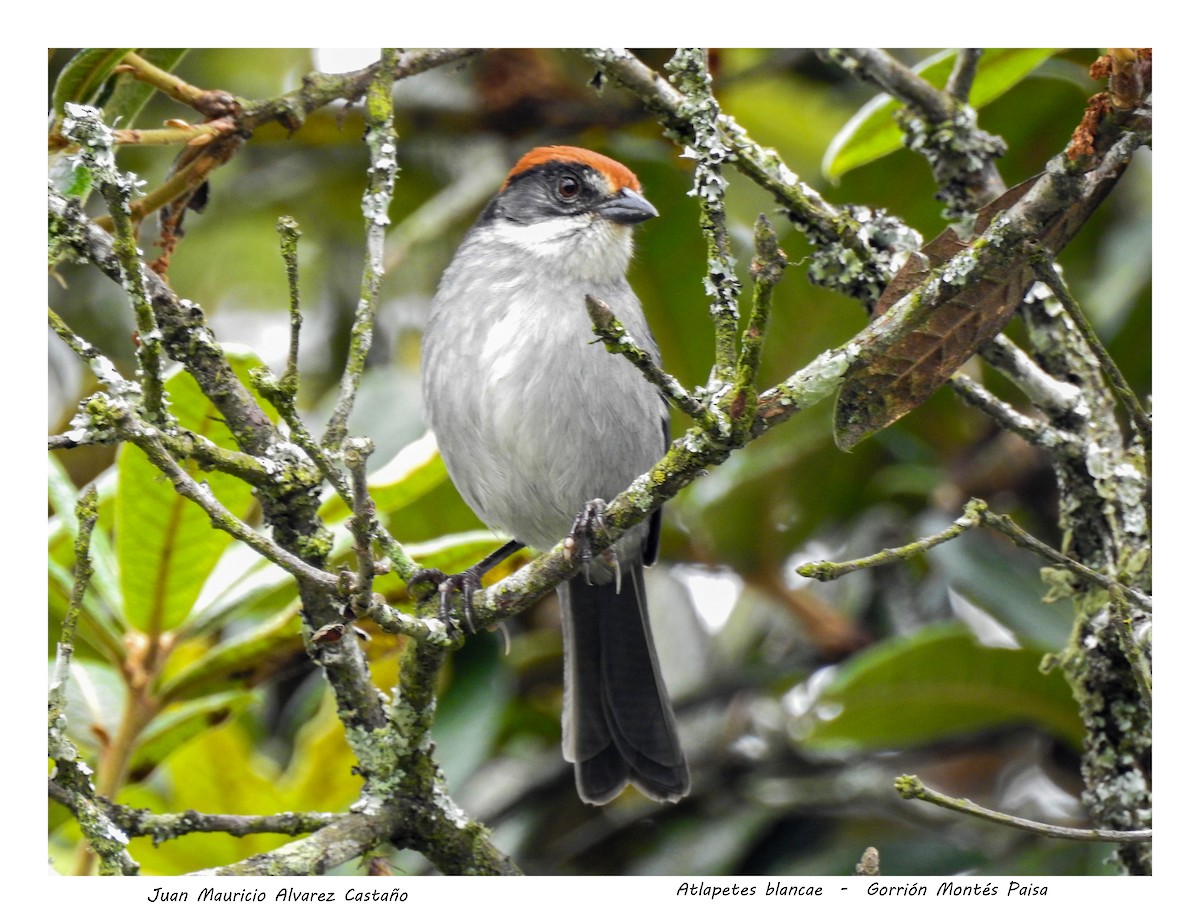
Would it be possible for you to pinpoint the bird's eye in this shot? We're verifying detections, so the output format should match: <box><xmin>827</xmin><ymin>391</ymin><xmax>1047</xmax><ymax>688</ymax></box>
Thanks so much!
<box><xmin>557</xmin><ymin>174</ymin><xmax>581</xmax><ymax>200</ymax></box>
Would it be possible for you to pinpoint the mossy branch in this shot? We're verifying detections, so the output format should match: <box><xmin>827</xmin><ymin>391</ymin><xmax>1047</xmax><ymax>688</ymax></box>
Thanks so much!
<box><xmin>48</xmin><ymin>488</ymin><xmax>140</xmax><ymax>876</ymax></box>
<box><xmin>581</xmin><ymin>47</ymin><xmax>919</xmax><ymax>307</ymax></box>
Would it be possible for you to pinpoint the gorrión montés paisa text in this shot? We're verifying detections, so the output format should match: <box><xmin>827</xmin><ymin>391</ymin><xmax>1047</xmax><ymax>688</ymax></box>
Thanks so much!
<box><xmin>865</xmin><ymin>881</ymin><xmax>1050</xmax><ymax>898</ymax></box>
<box><xmin>677</xmin><ymin>882</ymin><xmax>756</xmax><ymax>897</ymax></box>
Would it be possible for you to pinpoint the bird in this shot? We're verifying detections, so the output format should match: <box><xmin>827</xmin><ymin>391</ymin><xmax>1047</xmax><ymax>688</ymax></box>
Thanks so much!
<box><xmin>419</xmin><ymin>145</ymin><xmax>689</xmax><ymax>804</ymax></box>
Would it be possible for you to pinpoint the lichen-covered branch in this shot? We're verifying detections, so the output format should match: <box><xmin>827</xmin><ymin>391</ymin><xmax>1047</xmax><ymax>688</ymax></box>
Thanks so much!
<box><xmin>1021</xmin><ymin>281</ymin><xmax>1152</xmax><ymax>873</ymax></box>
<box><xmin>666</xmin><ymin>48</ymin><xmax>741</xmax><ymax>388</ymax></box>
<box><xmin>60</xmin><ymin>104</ymin><xmax>169</xmax><ymax>425</ymax></box>
<box><xmin>277</xmin><ymin>216</ymin><xmax>304</xmax><ymax>391</ymax></box>
<box><xmin>48</xmin><ymin>489</ymin><xmax>140</xmax><ymax>876</ymax></box>
<box><xmin>48</xmin><ymin>793</ymin><xmax>340</xmax><ymax>845</ymax></box>
<box><xmin>948</xmin><ymin>374</ymin><xmax>1073</xmax><ymax>451</ymax></box>
<box><xmin>1030</xmin><ymin>250</ymin><xmax>1152</xmax><ymax>451</ymax></box>
<box><xmin>585</xmin><ymin>295</ymin><xmax>717</xmax><ymax>428</ymax></box>
<box><xmin>732</xmin><ymin>216</ymin><xmax>788</xmax><ymax>440</ymax></box>
<box><xmin>825</xmin><ymin>48</ymin><xmax>1007</xmax><ymax>219</ymax></box>
<box><xmin>186</xmin><ymin>798</ymin><xmax>518</xmax><ymax>876</ymax></box>
<box><xmin>978</xmin><ymin>334</ymin><xmax>1084</xmax><ymax>418</ymax></box>
<box><xmin>323</xmin><ymin>48</ymin><xmax>399</xmax><ymax>451</ymax></box>
<box><xmin>581</xmin><ymin>47</ymin><xmax>921</xmax><ymax>307</ymax></box>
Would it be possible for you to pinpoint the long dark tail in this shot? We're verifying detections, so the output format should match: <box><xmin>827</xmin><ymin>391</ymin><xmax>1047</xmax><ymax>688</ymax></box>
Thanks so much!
<box><xmin>558</xmin><ymin>564</ymin><xmax>689</xmax><ymax>804</ymax></box>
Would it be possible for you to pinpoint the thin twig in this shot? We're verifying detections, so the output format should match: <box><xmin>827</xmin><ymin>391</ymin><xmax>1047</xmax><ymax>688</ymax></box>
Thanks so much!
<box><xmin>895</xmin><ymin>774</ymin><xmax>1152</xmax><ymax>842</ymax></box>
<box><xmin>49</xmin><ymin>488</ymin><xmax>99</xmax><ymax>719</ymax></box>
<box><xmin>345</xmin><ymin>437</ymin><xmax>380</xmax><ymax>613</ymax></box>
<box><xmin>585</xmin><ymin>295</ymin><xmax>718</xmax><ymax>429</ymax></box>
<box><xmin>799</xmin><ymin>497</ymin><xmax>1152</xmax><ymax>612</ymax></box>
<box><xmin>981</xmin><ymin>505</ymin><xmax>1151</xmax><ymax>611</ymax></box>
<box><xmin>666</xmin><ymin>48</ymin><xmax>741</xmax><ymax>386</ymax></box>
<box><xmin>323</xmin><ymin>48</ymin><xmax>399</xmax><ymax>451</ymax></box>
<box><xmin>799</xmin><ymin>499</ymin><xmax>983</xmax><ymax>580</ymax></box>
<box><xmin>60</xmin><ymin>103</ymin><xmax>169</xmax><ymax>423</ymax></box>
<box><xmin>732</xmin><ymin>215</ymin><xmax>787</xmax><ymax>439</ymax></box>
<box><xmin>94</xmin><ymin>799</ymin><xmax>340</xmax><ymax>844</ymax></box>
<box><xmin>946</xmin><ymin>49</ymin><xmax>983</xmax><ymax>102</ymax></box>
<box><xmin>978</xmin><ymin>334</ymin><xmax>1083</xmax><ymax>417</ymax></box>
<box><xmin>832</xmin><ymin>48</ymin><xmax>957</xmax><ymax>121</ymax></box>
<box><xmin>47</xmin><ymin>489</ymin><xmax>140</xmax><ymax>876</ymax></box>
<box><xmin>948</xmin><ymin>373</ymin><xmax>1072</xmax><ymax>451</ymax></box>
<box><xmin>277</xmin><ymin>216</ymin><xmax>303</xmax><ymax>391</ymax></box>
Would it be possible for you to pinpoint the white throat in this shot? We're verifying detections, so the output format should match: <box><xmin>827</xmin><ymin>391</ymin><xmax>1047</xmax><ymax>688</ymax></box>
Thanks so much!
<box><xmin>487</xmin><ymin>215</ymin><xmax>634</xmax><ymax>283</ymax></box>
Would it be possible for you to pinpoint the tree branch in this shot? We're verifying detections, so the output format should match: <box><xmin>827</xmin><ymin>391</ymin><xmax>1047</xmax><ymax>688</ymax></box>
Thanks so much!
<box><xmin>323</xmin><ymin>48</ymin><xmax>399</xmax><ymax>450</ymax></box>
<box><xmin>581</xmin><ymin>47</ymin><xmax>921</xmax><ymax>307</ymax></box>
<box><xmin>798</xmin><ymin>497</ymin><xmax>1151</xmax><ymax>611</ymax></box>
<box><xmin>826</xmin><ymin>48</ymin><xmax>1007</xmax><ymax>218</ymax></box>
<box><xmin>48</xmin><ymin>489</ymin><xmax>140</xmax><ymax>876</ymax></box>
<box><xmin>1029</xmin><ymin>248</ymin><xmax>1152</xmax><ymax>451</ymax></box>
<box><xmin>896</xmin><ymin>774</ymin><xmax>1152</xmax><ymax>843</ymax></box>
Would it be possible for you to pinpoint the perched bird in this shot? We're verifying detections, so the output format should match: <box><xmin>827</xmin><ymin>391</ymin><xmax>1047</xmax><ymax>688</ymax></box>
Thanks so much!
<box><xmin>420</xmin><ymin>145</ymin><xmax>689</xmax><ymax>804</ymax></box>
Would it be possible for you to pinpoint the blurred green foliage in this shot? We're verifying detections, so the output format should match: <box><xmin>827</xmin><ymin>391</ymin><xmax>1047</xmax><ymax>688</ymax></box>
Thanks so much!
<box><xmin>48</xmin><ymin>48</ymin><xmax>1148</xmax><ymax>876</ymax></box>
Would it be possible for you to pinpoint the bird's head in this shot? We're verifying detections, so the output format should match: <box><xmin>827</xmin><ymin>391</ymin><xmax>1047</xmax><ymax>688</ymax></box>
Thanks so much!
<box><xmin>477</xmin><ymin>145</ymin><xmax>657</xmax><ymax>280</ymax></box>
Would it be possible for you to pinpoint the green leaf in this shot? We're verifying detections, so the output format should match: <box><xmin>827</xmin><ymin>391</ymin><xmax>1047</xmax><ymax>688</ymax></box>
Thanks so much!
<box><xmin>128</xmin><ymin>690</ymin><xmax>257</xmax><ymax>780</ymax></box>
<box><xmin>125</xmin><ymin>722</ymin><xmax>300</xmax><ymax>873</ymax></box>
<box><xmin>823</xmin><ymin>49</ymin><xmax>1061</xmax><ymax>180</ymax></box>
<box><xmin>157</xmin><ymin>609</ymin><xmax>303</xmax><ymax>702</ymax></box>
<box><xmin>275</xmin><ymin>693</ymin><xmax>361</xmax><ymax>815</ymax></box>
<box><xmin>800</xmin><ymin>623</ymin><xmax>1083</xmax><ymax>752</ymax></box>
<box><xmin>406</xmin><ymin>530</ymin><xmax>517</xmax><ymax>577</ymax></box>
<box><xmin>923</xmin><ymin>522</ymin><xmax>1075</xmax><ymax>651</ymax></box>
<box><xmin>103</xmin><ymin>49</ymin><xmax>189</xmax><ymax>129</ymax></box>
<box><xmin>434</xmin><ymin>635</ymin><xmax>511</xmax><ymax>790</ymax></box>
<box><xmin>53</xmin><ymin>657</ymin><xmax>127</xmax><ymax>754</ymax></box>
<box><xmin>115</xmin><ymin>348</ymin><xmax>271</xmax><ymax>633</ymax></box>
<box><xmin>50</xmin><ymin>49</ymin><xmax>134</xmax><ymax>131</ymax></box>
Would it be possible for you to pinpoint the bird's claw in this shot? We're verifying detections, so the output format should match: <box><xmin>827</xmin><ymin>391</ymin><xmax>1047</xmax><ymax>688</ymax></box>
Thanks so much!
<box><xmin>565</xmin><ymin>499</ymin><xmax>618</xmax><ymax>587</ymax></box>
<box><xmin>409</xmin><ymin>567</ymin><xmax>480</xmax><ymax>635</ymax></box>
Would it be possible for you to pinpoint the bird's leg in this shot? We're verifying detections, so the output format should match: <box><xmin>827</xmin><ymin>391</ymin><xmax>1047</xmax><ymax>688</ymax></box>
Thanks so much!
<box><xmin>564</xmin><ymin>498</ymin><xmax>619</xmax><ymax>588</ymax></box>
<box><xmin>409</xmin><ymin>539</ymin><xmax>524</xmax><ymax>632</ymax></box>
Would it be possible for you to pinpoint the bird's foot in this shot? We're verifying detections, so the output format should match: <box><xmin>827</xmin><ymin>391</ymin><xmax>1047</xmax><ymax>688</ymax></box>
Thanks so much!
<box><xmin>408</xmin><ymin>539</ymin><xmax>525</xmax><ymax>636</ymax></box>
<box><xmin>564</xmin><ymin>499</ymin><xmax>619</xmax><ymax>587</ymax></box>
<box><xmin>408</xmin><ymin>567</ymin><xmax>481</xmax><ymax>635</ymax></box>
